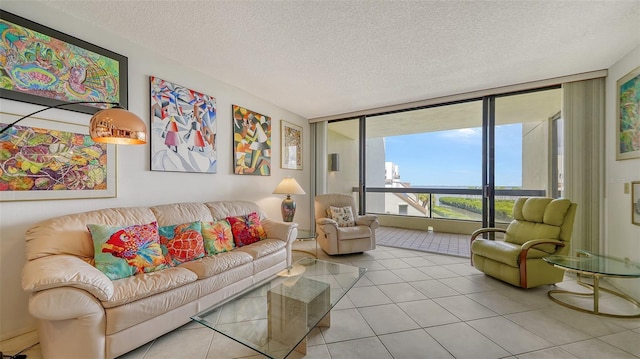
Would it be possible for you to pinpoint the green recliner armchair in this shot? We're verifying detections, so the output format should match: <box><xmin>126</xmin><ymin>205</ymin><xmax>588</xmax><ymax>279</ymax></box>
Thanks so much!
<box><xmin>470</xmin><ymin>197</ymin><xmax>577</xmax><ymax>288</ymax></box>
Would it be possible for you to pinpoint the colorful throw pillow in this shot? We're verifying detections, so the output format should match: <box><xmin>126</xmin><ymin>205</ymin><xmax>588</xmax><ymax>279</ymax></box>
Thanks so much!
<box><xmin>226</xmin><ymin>212</ymin><xmax>267</xmax><ymax>247</ymax></box>
<box><xmin>158</xmin><ymin>221</ymin><xmax>205</xmax><ymax>265</ymax></box>
<box><xmin>329</xmin><ymin>206</ymin><xmax>355</xmax><ymax>227</ymax></box>
<box><xmin>87</xmin><ymin>221</ymin><xmax>170</xmax><ymax>280</ymax></box>
<box><xmin>201</xmin><ymin>219</ymin><xmax>235</xmax><ymax>255</ymax></box>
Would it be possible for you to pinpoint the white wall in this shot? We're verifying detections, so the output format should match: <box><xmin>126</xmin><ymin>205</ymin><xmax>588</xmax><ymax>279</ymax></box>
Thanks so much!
<box><xmin>0</xmin><ymin>2</ymin><xmax>309</xmax><ymax>339</ymax></box>
<box><xmin>604</xmin><ymin>44</ymin><xmax>640</xmax><ymax>298</ymax></box>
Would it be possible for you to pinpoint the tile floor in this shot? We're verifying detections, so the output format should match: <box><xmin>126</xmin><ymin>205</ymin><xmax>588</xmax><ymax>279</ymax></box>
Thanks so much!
<box><xmin>2</xmin><ymin>241</ymin><xmax>640</xmax><ymax>359</ymax></box>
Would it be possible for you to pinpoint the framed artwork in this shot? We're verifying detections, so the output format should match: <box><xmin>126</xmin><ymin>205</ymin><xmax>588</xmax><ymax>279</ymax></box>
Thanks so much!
<box><xmin>150</xmin><ymin>76</ymin><xmax>217</xmax><ymax>173</ymax></box>
<box><xmin>0</xmin><ymin>11</ymin><xmax>128</xmax><ymax>114</ymax></box>
<box><xmin>232</xmin><ymin>105</ymin><xmax>271</xmax><ymax>175</ymax></box>
<box><xmin>281</xmin><ymin>120</ymin><xmax>302</xmax><ymax>170</ymax></box>
<box><xmin>0</xmin><ymin>112</ymin><xmax>117</xmax><ymax>201</ymax></box>
<box><xmin>633</xmin><ymin>181</ymin><xmax>640</xmax><ymax>226</ymax></box>
<box><xmin>616</xmin><ymin>66</ymin><xmax>640</xmax><ymax>160</ymax></box>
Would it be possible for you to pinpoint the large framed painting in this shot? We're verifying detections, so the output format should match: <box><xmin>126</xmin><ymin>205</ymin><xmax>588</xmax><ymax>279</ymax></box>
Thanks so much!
<box><xmin>633</xmin><ymin>181</ymin><xmax>640</xmax><ymax>226</ymax></box>
<box><xmin>0</xmin><ymin>112</ymin><xmax>117</xmax><ymax>201</ymax></box>
<box><xmin>281</xmin><ymin>120</ymin><xmax>302</xmax><ymax>170</ymax></box>
<box><xmin>232</xmin><ymin>105</ymin><xmax>271</xmax><ymax>175</ymax></box>
<box><xmin>150</xmin><ymin>76</ymin><xmax>217</xmax><ymax>173</ymax></box>
<box><xmin>0</xmin><ymin>11</ymin><xmax>128</xmax><ymax>114</ymax></box>
<box><xmin>617</xmin><ymin>66</ymin><xmax>640</xmax><ymax>160</ymax></box>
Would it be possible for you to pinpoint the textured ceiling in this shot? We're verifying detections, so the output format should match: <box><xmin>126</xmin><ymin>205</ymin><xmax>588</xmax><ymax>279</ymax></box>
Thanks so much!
<box><xmin>25</xmin><ymin>0</ymin><xmax>640</xmax><ymax>119</ymax></box>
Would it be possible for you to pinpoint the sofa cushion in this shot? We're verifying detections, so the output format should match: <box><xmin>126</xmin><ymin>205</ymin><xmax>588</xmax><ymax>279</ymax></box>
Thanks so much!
<box><xmin>227</xmin><ymin>212</ymin><xmax>267</xmax><ymax>247</ymax></box>
<box><xmin>88</xmin><ymin>222</ymin><xmax>170</xmax><ymax>280</ymax></box>
<box><xmin>102</xmin><ymin>267</ymin><xmax>197</xmax><ymax>308</ymax></box>
<box><xmin>178</xmin><ymin>251</ymin><xmax>253</xmax><ymax>279</ymax></box>
<box><xmin>201</xmin><ymin>219</ymin><xmax>235</xmax><ymax>255</ymax></box>
<box><xmin>158</xmin><ymin>221</ymin><xmax>205</xmax><ymax>265</ymax></box>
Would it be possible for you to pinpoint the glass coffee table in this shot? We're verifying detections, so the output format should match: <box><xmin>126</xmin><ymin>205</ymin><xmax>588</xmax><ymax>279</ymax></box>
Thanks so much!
<box><xmin>543</xmin><ymin>250</ymin><xmax>640</xmax><ymax>318</ymax></box>
<box><xmin>191</xmin><ymin>258</ymin><xmax>366</xmax><ymax>358</ymax></box>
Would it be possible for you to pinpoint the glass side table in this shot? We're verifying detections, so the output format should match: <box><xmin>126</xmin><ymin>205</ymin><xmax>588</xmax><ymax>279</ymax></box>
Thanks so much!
<box><xmin>543</xmin><ymin>250</ymin><xmax>640</xmax><ymax>318</ymax></box>
<box><xmin>292</xmin><ymin>229</ymin><xmax>318</xmax><ymax>258</ymax></box>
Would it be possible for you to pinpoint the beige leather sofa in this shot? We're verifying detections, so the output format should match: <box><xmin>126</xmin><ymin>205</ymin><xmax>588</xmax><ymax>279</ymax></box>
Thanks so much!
<box><xmin>21</xmin><ymin>200</ymin><xmax>297</xmax><ymax>359</ymax></box>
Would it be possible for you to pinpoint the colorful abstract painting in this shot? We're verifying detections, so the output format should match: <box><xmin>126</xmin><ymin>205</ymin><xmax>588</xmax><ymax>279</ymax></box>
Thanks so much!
<box><xmin>233</xmin><ymin>105</ymin><xmax>271</xmax><ymax>175</ymax></box>
<box><xmin>0</xmin><ymin>11</ymin><xmax>127</xmax><ymax>114</ymax></box>
<box><xmin>150</xmin><ymin>76</ymin><xmax>217</xmax><ymax>173</ymax></box>
<box><xmin>617</xmin><ymin>66</ymin><xmax>640</xmax><ymax>160</ymax></box>
<box><xmin>0</xmin><ymin>112</ymin><xmax>116</xmax><ymax>201</ymax></box>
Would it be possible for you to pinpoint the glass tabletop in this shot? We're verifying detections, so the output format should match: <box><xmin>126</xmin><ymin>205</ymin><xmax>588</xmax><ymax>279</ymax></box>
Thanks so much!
<box><xmin>191</xmin><ymin>258</ymin><xmax>366</xmax><ymax>359</ymax></box>
<box><xmin>544</xmin><ymin>250</ymin><xmax>640</xmax><ymax>277</ymax></box>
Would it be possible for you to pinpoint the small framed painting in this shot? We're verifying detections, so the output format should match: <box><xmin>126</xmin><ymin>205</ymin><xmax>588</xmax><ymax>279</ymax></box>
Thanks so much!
<box><xmin>632</xmin><ymin>181</ymin><xmax>640</xmax><ymax>226</ymax></box>
<box><xmin>0</xmin><ymin>112</ymin><xmax>117</xmax><ymax>201</ymax></box>
<box><xmin>281</xmin><ymin>120</ymin><xmax>302</xmax><ymax>170</ymax></box>
<box><xmin>616</xmin><ymin>66</ymin><xmax>640</xmax><ymax>160</ymax></box>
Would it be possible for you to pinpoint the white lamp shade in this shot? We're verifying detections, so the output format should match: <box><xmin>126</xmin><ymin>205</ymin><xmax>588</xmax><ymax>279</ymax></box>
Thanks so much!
<box><xmin>273</xmin><ymin>177</ymin><xmax>305</xmax><ymax>195</ymax></box>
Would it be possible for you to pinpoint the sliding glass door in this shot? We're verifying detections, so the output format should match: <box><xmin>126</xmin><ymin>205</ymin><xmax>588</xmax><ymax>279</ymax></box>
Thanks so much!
<box><xmin>323</xmin><ymin>86</ymin><xmax>562</xmax><ymax>231</ymax></box>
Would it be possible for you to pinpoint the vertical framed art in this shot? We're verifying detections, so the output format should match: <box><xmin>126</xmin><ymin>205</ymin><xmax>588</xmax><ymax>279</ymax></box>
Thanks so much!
<box><xmin>0</xmin><ymin>11</ymin><xmax>128</xmax><ymax>114</ymax></box>
<box><xmin>150</xmin><ymin>76</ymin><xmax>217</xmax><ymax>173</ymax></box>
<box><xmin>617</xmin><ymin>66</ymin><xmax>640</xmax><ymax>160</ymax></box>
<box><xmin>0</xmin><ymin>112</ymin><xmax>117</xmax><ymax>201</ymax></box>
<box><xmin>232</xmin><ymin>105</ymin><xmax>271</xmax><ymax>175</ymax></box>
<box><xmin>632</xmin><ymin>181</ymin><xmax>640</xmax><ymax>226</ymax></box>
<box><xmin>281</xmin><ymin>120</ymin><xmax>302</xmax><ymax>170</ymax></box>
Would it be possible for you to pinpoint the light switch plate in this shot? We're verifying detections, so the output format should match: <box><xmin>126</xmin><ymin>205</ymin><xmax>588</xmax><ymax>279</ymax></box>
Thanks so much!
<box><xmin>624</xmin><ymin>183</ymin><xmax>630</xmax><ymax>194</ymax></box>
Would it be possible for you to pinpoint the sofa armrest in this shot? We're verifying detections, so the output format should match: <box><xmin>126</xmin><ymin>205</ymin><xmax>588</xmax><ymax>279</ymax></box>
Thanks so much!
<box><xmin>23</xmin><ymin>255</ymin><xmax>114</xmax><ymax>301</ymax></box>
<box><xmin>261</xmin><ymin>219</ymin><xmax>298</xmax><ymax>245</ymax></box>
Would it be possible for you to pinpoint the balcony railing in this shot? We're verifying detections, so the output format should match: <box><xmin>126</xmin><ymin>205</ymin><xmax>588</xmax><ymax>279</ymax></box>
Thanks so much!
<box><xmin>364</xmin><ymin>186</ymin><xmax>546</xmax><ymax>222</ymax></box>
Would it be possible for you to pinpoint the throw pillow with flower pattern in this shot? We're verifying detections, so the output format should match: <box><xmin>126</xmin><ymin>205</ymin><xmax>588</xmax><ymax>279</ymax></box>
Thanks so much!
<box><xmin>329</xmin><ymin>206</ymin><xmax>355</xmax><ymax>227</ymax></box>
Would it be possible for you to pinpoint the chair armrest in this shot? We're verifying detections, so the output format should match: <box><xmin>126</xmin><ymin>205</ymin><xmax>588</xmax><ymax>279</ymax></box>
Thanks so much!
<box><xmin>355</xmin><ymin>215</ymin><xmax>379</xmax><ymax>228</ymax></box>
<box><xmin>470</xmin><ymin>227</ymin><xmax>506</xmax><ymax>242</ymax></box>
<box><xmin>521</xmin><ymin>239</ymin><xmax>564</xmax><ymax>251</ymax></box>
<box><xmin>316</xmin><ymin>218</ymin><xmax>337</xmax><ymax>226</ymax></box>
<box><xmin>22</xmin><ymin>255</ymin><xmax>114</xmax><ymax>301</ymax></box>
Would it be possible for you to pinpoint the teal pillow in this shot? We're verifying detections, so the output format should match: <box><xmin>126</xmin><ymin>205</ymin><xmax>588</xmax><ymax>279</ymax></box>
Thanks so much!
<box><xmin>158</xmin><ymin>221</ymin><xmax>205</xmax><ymax>265</ymax></box>
<box><xmin>88</xmin><ymin>221</ymin><xmax>170</xmax><ymax>280</ymax></box>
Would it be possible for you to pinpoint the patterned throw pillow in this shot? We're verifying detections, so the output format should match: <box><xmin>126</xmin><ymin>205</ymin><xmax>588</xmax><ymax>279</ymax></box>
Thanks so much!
<box><xmin>329</xmin><ymin>206</ymin><xmax>355</xmax><ymax>227</ymax></box>
<box><xmin>158</xmin><ymin>221</ymin><xmax>205</xmax><ymax>265</ymax></box>
<box><xmin>201</xmin><ymin>219</ymin><xmax>235</xmax><ymax>255</ymax></box>
<box><xmin>87</xmin><ymin>221</ymin><xmax>170</xmax><ymax>280</ymax></box>
<box><xmin>226</xmin><ymin>212</ymin><xmax>267</xmax><ymax>247</ymax></box>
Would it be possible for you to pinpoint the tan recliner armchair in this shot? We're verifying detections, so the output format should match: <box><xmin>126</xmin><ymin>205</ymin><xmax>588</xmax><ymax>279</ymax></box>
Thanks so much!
<box><xmin>315</xmin><ymin>194</ymin><xmax>379</xmax><ymax>255</ymax></box>
<box><xmin>470</xmin><ymin>197</ymin><xmax>577</xmax><ymax>288</ymax></box>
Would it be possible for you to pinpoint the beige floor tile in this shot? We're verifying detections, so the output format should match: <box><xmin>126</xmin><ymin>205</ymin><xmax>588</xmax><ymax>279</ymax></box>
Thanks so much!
<box><xmin>426</xmin><ymin>322</ymin><xmax>511</xmax><ymax>359</ymax></box>
<box><xmin>379</xmin><ymin>329</ymin><xmax>454</xmax><ymax>358</ymax></box>
<box><xmin>346</xmin><ymin>285</ymin><xmax>393</xmax><ymax>307</ymax></box>
<box><xmin>433</xmin><ymin>295</ymin><xmax>498</xmax><ymax>321</ymax></box>
<box><xmin>598</xmin><ymin>330</ymin><xmax>640</xmax><ymax>357</ymax></box>
<box><xmin>377</xmin><ymin>282</ymin><xmax>428</xmax><ymax>302</ymax></box>
<box><xmin>358</xmin><ymin>303</ymin><xmax>420</xmax><ymax>335</ymax></box>
<box><xmin>318</xmin><ymin>308</ymin><xmax>375</xmax><ymax>343</ymax></box>
<box><xmin>409</xmin><ymin>278</ymin><xmax>460</xmax><ymax>298</ymax></box>
<box><xmin>561</xmin><ymin>338</ymin><xmax>639</xmax><ymax>359</ymax></box>
<box><xmin>504</xmin><ymin>310</ymin><xmax>592</xmax><ymax>345</ymax></box>
<box><xmin>468</xmin><ymin>316</ymin><xmax>553</xmax><ymax>354</ymax></box>
<box><xmin>397</xmin><ymin>299</ymin><xmax>461</xmax><ymax>328</ymax></box>
<box><xmin>326</xmin><ymin>336</ymin><xmax>392</xmax><ymax>359</ymax></box>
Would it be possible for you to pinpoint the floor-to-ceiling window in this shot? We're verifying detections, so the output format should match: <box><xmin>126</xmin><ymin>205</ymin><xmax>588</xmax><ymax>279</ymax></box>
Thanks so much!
<box><xmin>323</xmin><ymin>86</ymin><xmax>562</xmax><ymax>230</ymax></box>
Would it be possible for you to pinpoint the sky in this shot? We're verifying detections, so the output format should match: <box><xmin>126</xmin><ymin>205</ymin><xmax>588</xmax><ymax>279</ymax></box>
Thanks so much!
<box><xmin>383</xmin><ymin>124</ymin><xmax>523</xmax><ymax>187</ymax></box>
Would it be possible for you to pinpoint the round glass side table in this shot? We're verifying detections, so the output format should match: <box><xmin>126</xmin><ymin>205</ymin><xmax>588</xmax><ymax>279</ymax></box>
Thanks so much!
<box><xmin>292</xmin><ymin>229</ymin><xmax>318</xmax><ymax>258</ymax></box>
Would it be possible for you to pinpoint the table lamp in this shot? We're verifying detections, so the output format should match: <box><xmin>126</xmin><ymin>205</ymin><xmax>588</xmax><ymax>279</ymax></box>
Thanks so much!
<box><xmin>273</xmin><ymin>177</ymin><xmax>306</xmax><ymax>222</ymax></box>
<box><xmin>0</xmin><ymin>101</ymin><xmax>146</xmax><ymax>145</ymax></box>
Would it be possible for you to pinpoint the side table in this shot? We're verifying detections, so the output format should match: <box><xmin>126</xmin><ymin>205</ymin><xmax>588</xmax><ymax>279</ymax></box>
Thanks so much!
<box><xmin>292</xmin><ymin>229</ymin><xmax>318</xmax><ymax>258</ymax></box>
<box><xmin>543</xmin><ymin>250</ymin><xmax>640</xmax><ymax>318</ymax></box>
